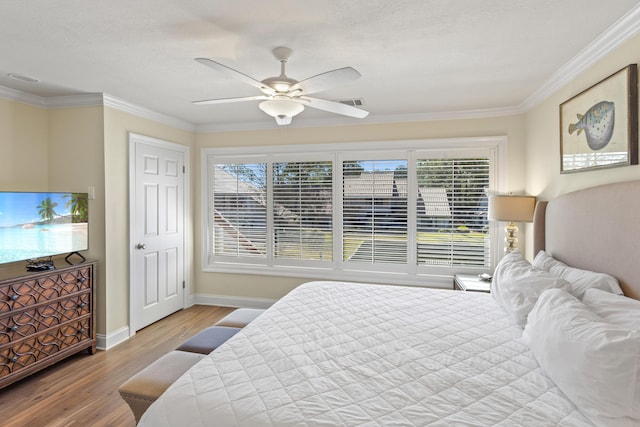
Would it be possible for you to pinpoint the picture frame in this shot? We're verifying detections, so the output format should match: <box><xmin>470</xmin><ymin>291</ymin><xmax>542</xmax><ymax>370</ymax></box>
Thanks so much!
<box><xmin>559</xmin><ymin>64</ymin><xmax>638</xmax><ymax>173</ymax></box>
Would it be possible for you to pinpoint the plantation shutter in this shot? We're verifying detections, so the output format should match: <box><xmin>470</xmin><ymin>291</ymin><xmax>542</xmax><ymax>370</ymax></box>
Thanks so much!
<box><xmin>272</xmin><ymin>161</ymin><xmax>333</xmax><ymax>261</ymax></box>
<box><xmin>416</xmin><ymin>158</ymin><xmax>490</xmax><ymax>267</ymax></box>
<box><xmin>342</xmin><ymin>160</ymin><xmax>408</xmax><ymax>264</ymax></box>
<box><xmin>205</xmin><ymin>140</ymin><xmax>499</xmax><ymax>281</ymax></box>
<box><xmin>211</xmin><ymin>163</ymin><xmax>267</xmax><ymax>258</ymax></box>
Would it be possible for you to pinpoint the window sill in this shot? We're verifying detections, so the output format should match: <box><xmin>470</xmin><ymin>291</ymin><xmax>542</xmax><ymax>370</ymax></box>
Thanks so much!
<box><xmin>201</xmin><ymin>262</ymin><xmax>455</xmax><ymax>289</ymax></box>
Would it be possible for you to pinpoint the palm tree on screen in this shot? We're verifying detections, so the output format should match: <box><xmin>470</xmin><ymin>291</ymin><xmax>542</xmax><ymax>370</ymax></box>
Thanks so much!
<box><xmin>64</xmin><ymin>193</ymin><xmax>88</xmax><ymax>223</ymax></box>
<box><xmin>37</xmin><ymin>198</ymin><xmax>58</xmax><ymax>223</ymax></box>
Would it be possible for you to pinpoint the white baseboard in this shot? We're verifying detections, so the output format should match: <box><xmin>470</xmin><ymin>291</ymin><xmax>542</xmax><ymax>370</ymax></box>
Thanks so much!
<box><xmin>186</xmin><ymin>293</ymin><xmax>197</xmax><ymax>308</ymax></box>
<box><xmin>96</xmin><ymin>325</ymin><xmax>130</xmax><ymax>351</ymax></box>
<box><xmin>95</xmin><ymin>295</ymin><xmax>273</xmax><ymax>351</ymax></box>
<box><xmin>194</xmin><ymin>293</ymin><xmax>276</xmax><ymax>309</ymax></box>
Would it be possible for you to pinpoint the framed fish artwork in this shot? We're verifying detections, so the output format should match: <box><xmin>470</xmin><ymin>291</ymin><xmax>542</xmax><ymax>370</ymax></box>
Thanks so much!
<box><xmin>560</xmin><ymin>64</ymin><xmax>638</xmax><ymax>173</ymax></box>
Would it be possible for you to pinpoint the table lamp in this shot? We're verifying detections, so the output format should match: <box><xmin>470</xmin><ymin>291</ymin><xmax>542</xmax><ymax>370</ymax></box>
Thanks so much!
<box><xmin>488</xmin><ymin>195</ymin><xmax>536</xmax><ymax>253</ymax></box>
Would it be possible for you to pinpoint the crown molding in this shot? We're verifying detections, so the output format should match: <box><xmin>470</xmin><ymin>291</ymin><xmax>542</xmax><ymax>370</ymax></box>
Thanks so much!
<box><xmin>102</xmin><ymin>94</ymin><xmax>195</xmax><ymax>132</ymax></box>
<box><xmin>365</xmin><ymin>105</ymin><xmax>524</xmax><ymax>124</ymax></box>
<box><xmin>0</xmin><ymin>87</ymin><xmax>195</xmax><ymax>132</ymax></box>
<box><xmin>0</xmin><ymin>85</ymin><xmax>47</xmax><ymax>108</ymax></box>
<box><xmin>46</xmin><ymin>93</ymin><xmax>104</xmax><ymax>109</ymax></box>
<box><xmin>195</xmin><ymin>105</ymin><xmax>524</xmax><ymax>134</ymax></box>
<box><xmin>520</xmin><ymin>3</ymin><xmax>640</xmax><ymax>110</ymax></box>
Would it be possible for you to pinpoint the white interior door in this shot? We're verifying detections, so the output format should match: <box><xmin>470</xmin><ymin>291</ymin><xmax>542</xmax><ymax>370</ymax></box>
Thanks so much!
<box><xmin>129</xmin><ymin>133</ymin><xmax>188</xmax><ymax>332</ymax></box>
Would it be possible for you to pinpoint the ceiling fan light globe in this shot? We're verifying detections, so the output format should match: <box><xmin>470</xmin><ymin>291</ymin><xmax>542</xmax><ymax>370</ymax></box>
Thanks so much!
<box><xmin>259</xmin><ymin>99</ymin><xmax>304</xmax><ymax>119</ymax></box>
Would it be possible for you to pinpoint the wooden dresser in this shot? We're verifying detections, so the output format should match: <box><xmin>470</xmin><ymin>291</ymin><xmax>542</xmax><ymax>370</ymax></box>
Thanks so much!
<box><xmin>0</xmin><ymin>262</ymin><xmax>96</xmax><ymax>388</ymax></box>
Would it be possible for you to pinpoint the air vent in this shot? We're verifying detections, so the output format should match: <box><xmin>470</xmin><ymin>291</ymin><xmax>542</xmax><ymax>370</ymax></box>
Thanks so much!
<box><xmin>8</xmin><ymin>73</ymin><xmax>39</xmax><ymax>83</ymax></box>
<box><xmin>336</xmin><ymin>98</ymin><xmax>364</xmax><ymax>107</ymax></box>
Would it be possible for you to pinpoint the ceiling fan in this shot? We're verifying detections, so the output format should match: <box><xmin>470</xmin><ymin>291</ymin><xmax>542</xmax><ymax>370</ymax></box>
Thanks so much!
<box><xmin>193</xmin><ymin>46</ymin><xmax>369</xmax><ymax>125</ymax></box>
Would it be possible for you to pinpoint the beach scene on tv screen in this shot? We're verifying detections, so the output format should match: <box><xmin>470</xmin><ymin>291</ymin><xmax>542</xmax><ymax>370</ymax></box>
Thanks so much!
<box><xmin>0</xmin><ymin>192</ymin><xmax>88</xmax><ymax>264</ymax></box>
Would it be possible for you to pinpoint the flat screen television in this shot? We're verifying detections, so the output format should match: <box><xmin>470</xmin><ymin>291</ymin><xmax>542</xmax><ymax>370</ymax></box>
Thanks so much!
<box><xmin>0</xmin><ymin>192</ymin><xmax>89</xmax><ymax>265</ymax></box>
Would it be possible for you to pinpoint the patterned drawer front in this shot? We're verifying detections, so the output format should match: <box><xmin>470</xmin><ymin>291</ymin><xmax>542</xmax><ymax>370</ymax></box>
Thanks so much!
<box><xmin>0</xmin><ymin>267</ymin><xmax>91</xmax><ymax>313</ymax></box>
<box><xmin>0</xmin><ymin>317</ymin><xmax>92</xmax><ymax>377</ymax></box>
<box><xmin>0</xmin><ymin>292</ymin><xmax>91</xmax><ymax>344</ymax></box>
<box><xmin>57</xmin><ymin>267</ymin><xmax>92</xmax><ymax>294</ymax></box>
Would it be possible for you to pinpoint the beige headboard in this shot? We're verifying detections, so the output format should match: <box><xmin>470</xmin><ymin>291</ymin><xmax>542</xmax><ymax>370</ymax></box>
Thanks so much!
<box><xmin>533</xmin><ymin>180</ymin><xmax>640</xmax><ymax>300</ymax></box>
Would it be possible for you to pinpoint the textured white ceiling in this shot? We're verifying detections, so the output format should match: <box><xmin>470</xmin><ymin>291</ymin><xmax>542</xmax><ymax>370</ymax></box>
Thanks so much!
<box><xmin>0</xmin><ymin>1</ymin><xmax>639</xmax><ymax>130</ymax></box>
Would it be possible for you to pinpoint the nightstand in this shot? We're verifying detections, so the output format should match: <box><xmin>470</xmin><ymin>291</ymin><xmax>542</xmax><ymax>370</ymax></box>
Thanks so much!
<box><xmin>453</xmin><ymin>274</ymin><xmax>491</xmax><ymax>293</ymax></box>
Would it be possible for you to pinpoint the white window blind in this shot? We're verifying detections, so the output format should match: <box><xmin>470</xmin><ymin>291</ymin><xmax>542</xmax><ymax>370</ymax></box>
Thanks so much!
<box><xmin>342</xmin><ymin>160</ymin><xmax>408</xmax><ymax>264</ymax></box>
<box><xmin>416</xmin><ymin>158</ymin><xmax>490</xmax><ymax>268</ymax></box>
<box><xmin>273</xmin><ymin>161</ymin><xmax>333</xmax><ymax>261</ymax></box>
<box><xmin>211</xmin><ymin>163</ymin><xmax>267</xmax><ymax>258</ymax></box>
<box><xmin>204</xmin><ymin>138</ymin><xmax>502</xmax><ymax>285</ymax></box>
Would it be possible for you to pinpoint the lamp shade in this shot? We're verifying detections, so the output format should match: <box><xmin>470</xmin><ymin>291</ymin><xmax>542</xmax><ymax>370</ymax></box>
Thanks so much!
<box><xmin>259</xmin><ymin>98</ymin><xmax>304</xmax><ymax>119</ymax></box>
<box><xmin>488</xmin><ymin>195</ymin><xmax>536</xmax><ymax>222</ymax></box>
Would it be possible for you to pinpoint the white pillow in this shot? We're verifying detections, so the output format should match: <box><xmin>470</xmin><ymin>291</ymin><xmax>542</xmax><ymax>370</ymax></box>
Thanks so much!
<box><xmin>492</xmin><ymin>250</ymin><xmax>571</xmax><ymax>327</ymax></box>
<box><xmin>525</xmin><ymin>288</ymin><xmax>640</xmax><ymax>426</ymax></box>
<box><xmin>532</xmin><ymin>250</ymin><xmax>623</xmax><ymax>299</ymax></box>
<box><xmin>582</xmin><ymin>288</ymin><xmax>640</xmax><ymax>331</ymax></box>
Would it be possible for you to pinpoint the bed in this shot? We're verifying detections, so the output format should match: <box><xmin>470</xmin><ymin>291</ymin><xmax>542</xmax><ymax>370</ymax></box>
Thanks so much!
<box><xmin>139</xmin><ymin>180</ymin><xmax>640</xmax><ymax>427</ymax></box>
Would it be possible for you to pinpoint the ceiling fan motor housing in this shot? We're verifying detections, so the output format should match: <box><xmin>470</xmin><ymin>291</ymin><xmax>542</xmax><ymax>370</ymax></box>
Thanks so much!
<box><xmin>261</xmin><ymin>76</ymin><xmax>299</xmax><ymax>94</ymax></box>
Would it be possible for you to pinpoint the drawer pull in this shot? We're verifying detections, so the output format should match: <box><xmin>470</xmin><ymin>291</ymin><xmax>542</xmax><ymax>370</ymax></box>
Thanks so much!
<box><xmin>79</xmin><ymin>327</ymin><xmax>86</xmax><ymax>334</ymax></box>
<box><xmin>77</xmin><ymin>277</ymin><xmax>87</xmax><ymax>283</ymax></box>
<box><xmin>78</xmin><ymin>302</ymin><xmax>87</xmax><ymax>309</ymax></box>
<box><xmin>10</xmin><ymin>356</ymin><xmax>18</xmax><ymax>363</ymax></box>
<box><xmin>10</xmin><ymin>325</ymin><xmax>18</xmax><ymax>332</ymax></box>
<box><xmin>10</xmin><ymin>295</ymin><xmax>18</xmax><ymax>301</ymax></box>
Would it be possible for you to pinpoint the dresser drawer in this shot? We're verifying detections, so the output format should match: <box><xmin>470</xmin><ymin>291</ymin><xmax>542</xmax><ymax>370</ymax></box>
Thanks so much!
<box><xmin>0</xmin><ymin>316</ymin><xmax>92</xmax><ymax>377</ymax></box>
<box><xmin>0</xmin><ymin>267</ymin><xmax>92</xmax><ymax>313</ymax></box>
<box><xmin>0</xmin><ymin>291</ymin><xmax>91</xmax><ymax>344</ymax></box>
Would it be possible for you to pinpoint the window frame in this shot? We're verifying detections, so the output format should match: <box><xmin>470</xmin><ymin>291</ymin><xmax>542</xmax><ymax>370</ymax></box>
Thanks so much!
<box><xmin>201</xmin><ymin>137</ymin><xmax>507</xmax><ymax>289</ymax></box>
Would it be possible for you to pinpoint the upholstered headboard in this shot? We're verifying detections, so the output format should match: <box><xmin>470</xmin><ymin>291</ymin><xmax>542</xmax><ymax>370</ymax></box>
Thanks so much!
<box><xmin>533</xmin><ymin>180</ymin><xmax>640</xmax><ymax>300</ymax></box>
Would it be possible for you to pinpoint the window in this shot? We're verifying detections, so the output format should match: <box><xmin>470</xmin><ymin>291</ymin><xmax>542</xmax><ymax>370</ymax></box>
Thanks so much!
<box><xmin>273</xmin><ymin>161</ymin><xmax>333</xmax><ymax>262</ymax></box>
<box><xmin>203</xmin><ymin>138</ymin><xmax>504</xmax><ymax>287</ymax></box>
<box><xmin>210</xmin><ymin>162</ymin><xmax>267</xmax><ymax>260</ymax></box>
<box><xmin>343</xmin><ymin>160</ymin><xmax>408</xmax><ymax>265</ymax></box>
<box><xmin>415</xmin><ymin>158</ymin><xmax>490</xmax><ymax>268</ymax></box>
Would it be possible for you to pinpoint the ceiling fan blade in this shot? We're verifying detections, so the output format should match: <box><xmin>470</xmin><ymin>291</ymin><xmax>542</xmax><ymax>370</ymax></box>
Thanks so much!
<box><xmin>289</xmin><ymin>67</ymin><xmax>361</xmax><ymax>95</ymax></box>
<box><xmin>298</xmin><ymin>96</ymin><xmax>369</xmax><ymax>119</ymax></box>
<box><xmin>195</xmin><ymin>58</ymin><xmax>275</xmax><ymax>95</ymax></box>
<box><xmin>192</xmin><ymin>95</ymin><xmax>269</xmax><ymax>105</ymax></box>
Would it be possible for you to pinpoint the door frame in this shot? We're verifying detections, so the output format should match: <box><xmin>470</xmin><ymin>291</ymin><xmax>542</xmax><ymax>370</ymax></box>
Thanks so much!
<box><xmin>128</xmin><ymin>132</ymin><xmax>190</xmax><ymax>336</ymax></box>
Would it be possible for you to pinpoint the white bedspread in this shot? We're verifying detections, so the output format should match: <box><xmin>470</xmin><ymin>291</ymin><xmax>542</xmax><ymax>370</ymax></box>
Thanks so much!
<box><xmin>139</xmin><ymin>281</ymin><xmax>592</xmax><ymax>426</ymax></box>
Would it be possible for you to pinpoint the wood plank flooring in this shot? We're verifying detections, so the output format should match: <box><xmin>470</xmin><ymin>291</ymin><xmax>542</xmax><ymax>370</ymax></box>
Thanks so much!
<box><xmin>0</xmin><ymin>305</ymin><xmax>234</xmax><ymax>427</ymax></box>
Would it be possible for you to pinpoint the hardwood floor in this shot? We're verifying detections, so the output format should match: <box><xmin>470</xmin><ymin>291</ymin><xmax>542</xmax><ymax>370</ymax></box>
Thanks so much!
<box><xmin>0</xmin><ymin>305</ymin><xmax>234</xmax><ymax>427</ymax></box>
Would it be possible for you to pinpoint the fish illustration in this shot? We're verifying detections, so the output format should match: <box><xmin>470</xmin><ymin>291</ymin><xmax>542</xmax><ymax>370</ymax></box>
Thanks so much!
<box><xmin>568</xmin><ymin>101</ymin><xmax>615</xmax><ymax>150</ymax></box>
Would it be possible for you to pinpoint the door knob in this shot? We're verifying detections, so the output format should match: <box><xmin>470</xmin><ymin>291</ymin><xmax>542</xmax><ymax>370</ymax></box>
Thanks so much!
<box><xmin>136</xmin><ymin>243</ymin><xmax>147</xmax><ymax>250</ymax></box>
